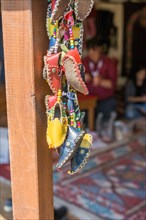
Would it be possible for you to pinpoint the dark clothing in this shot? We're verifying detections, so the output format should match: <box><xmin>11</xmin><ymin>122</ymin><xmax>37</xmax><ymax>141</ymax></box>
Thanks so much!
<box><xmin>82</xmin><ymin>56</ymin><xmax>117</xmax><ymax>100</ymax></box>
<box><xmin>125</xmin><ymin>79</ymin><xmax>146</xmax><ymax>104</ymax></box>
<box><xmin>125</xmin><ymin>79</ymin><xmax>146</xmax><ymax>119</ymax></box>
<box><xmin>135</xmin><ymin>81</ymin><xmax>146</xmax><ymax>97</ymax></box>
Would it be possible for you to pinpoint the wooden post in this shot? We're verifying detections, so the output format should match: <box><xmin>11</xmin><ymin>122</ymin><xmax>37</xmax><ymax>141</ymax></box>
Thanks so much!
<box><xmin>1</xmin><ymin>0</ymin><xmax>54</xmax><ymax>219</ymax></box>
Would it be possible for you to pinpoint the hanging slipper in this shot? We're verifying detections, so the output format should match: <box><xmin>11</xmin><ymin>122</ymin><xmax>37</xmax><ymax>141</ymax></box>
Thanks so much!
<box><xmin>51</xmin><ymin>0</ymin><xmax>71</xmax><ymax>21</ymax></box>
<box><xmin>62</xmin><ymin>48</ymin><xmax>88</xmax><ymax>95</ymax></box>
<box><xmin>47</xmin><ymin>101</ymin><xmax>68</xmax><ymax>149</ymax></box>
<box><xmin>68</xmin><ymin>133</ymin><xmax>92</xmax><ymax>175</ymax></box>
<box><xmin>74</xmin><ymin>0</ymin><xmax>94</xmax><ymax>21</ymax></box>
<box><xmin>56</xmin><ymin>126</ymin><xmax>85</xmax><ymax>170</ymax></box>
<box><xmin>43</xmin><ymin>52</ymin><xmax>61</xmax><ymax>95</ymax></box>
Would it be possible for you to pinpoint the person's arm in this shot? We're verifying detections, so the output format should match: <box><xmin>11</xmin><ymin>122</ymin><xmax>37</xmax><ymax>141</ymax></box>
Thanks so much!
<box><xmin>128</xmin><ymin>95</ymin><xmax>146</xmax><ymax>103</ymax></box>
<box><xmin>99</xmin><ymin>77</ymin><xmax>112</xmax><ymax>89</ymax></box>
<box><xmin>125</xmin><ymin>80</ymin><xmax>146</xmax><ymax>103</ymax></box>
<box><xmin>93</xmin><ymin>58</ymin><xmax>117</xmax><ymax>89</ymax></box>
<box><xmin>85</xmin><ymin>72</ymin><xmax>92</xmax><ymax>82</ymax></box>
<box><xmin>82</xmin><ymin>58</ymin><xmax>92</xmax><ymax>83</ymax></box>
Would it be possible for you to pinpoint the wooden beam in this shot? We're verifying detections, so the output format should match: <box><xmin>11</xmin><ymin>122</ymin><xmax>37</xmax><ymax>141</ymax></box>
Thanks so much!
<box><xmin>1</xmin><ymin>0</ymin><xmax>54</xmax><ymax>219</ymax></box>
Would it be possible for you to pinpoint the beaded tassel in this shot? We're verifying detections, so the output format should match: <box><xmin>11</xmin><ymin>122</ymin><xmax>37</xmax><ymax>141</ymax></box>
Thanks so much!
<box><xmin>63</xmin><ymin>102</ymin><xmax>67</xmax><ymax>111</ymax></box>
<box><xmin>77</xmin><ymin>121</ymin><xmax>81</xmax><ymax>130</ymax></box>
<box><xmin>69</xmin><ymin>27</ymin><xmax>75</xmax><ymax>49</ymax></box>
<box><xmin>49</xmin><ymin>21</ymin><xmax>58</xmax><ymax>49</ymax></box>
<box><xmin>53</xmin><ymin>21</ymin><xmax>57</xmax><ymax>39</ymax></box>
<box><xmin>57</xmin><ymin>90</ymin><xmax>62</xmax><ymax>102</ymax></box>
<box><xmin>70</xmin><ymin>110</ymin><xmax>74</xmax><ymax>126</ymax></box>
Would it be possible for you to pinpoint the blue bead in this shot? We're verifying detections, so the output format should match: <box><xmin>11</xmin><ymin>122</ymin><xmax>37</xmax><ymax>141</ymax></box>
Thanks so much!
<box><xmin>49</xmin><ymin>37</ymin><xmax>56</xmax><ymax>48</ymax></box>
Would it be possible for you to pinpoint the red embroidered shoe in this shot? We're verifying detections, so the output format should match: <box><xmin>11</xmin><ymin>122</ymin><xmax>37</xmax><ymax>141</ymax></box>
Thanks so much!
<box><xmin>43</xmin><ymin>53</ymin><xmax>61</xmax><ymax>94</ymax></box>
<box><xmin>62</xmin><ymin>48</ymin><xmax>88</xmax><ymax>95</ymax></box>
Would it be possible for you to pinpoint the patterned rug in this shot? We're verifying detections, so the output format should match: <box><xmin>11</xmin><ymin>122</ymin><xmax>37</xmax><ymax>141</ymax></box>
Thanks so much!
<box><xmin>54</xmin><ymin>134</ymin><xmax>146</xmax><ymax>220</ymax></box>
<box><xmin>0</xmin><ymin>119</ymin><xmax>146</xmax><ymax>220</ymax></box>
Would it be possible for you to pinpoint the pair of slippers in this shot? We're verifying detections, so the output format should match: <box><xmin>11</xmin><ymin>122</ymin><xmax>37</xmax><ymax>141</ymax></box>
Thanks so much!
<box><xmin>45</xmin><ymin>92</ymin><xmax>92</xmax><ymax>174</ymax></box>
<box><xmin>57</xmin><ymin>127</ymin><xmax>92</xmax><ymax>175</ymax></box>
<box><xmin>43</xmin><ymin>47</ymin><xmax>88</xmax><ymax>95</ymax></box>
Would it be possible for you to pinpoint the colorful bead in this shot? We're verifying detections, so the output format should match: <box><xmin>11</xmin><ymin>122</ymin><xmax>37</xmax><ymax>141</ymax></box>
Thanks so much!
<box><xmin>70</xmin><ymin>110</ymin><xmax>75</xmax><ymax>126</ymax></box>
<box><xmin>57</xmin><ymin>90</ymin><xmax>62</xmax><ymax>102</ymax></box>
<box><xmin>49</xmin><ymin>37</ymin><xmax>56</xmax><ymax>48</ymax></box>
<box><xmin>77</xmin><ymin>121</ymin><xmax>81</xmax><ymax>130</ymax></box>
<box><xmin>63</xmin><ymin>102</ymin><xmax>66</xmax><ymax>110</ymax></box>
<box><xmin>69</xmin><ymin>27</ymin><xmax>74</xmax><ymax>50</ymax></box>
<box><xmin>53</xmin><ymin>21</ymin><xmax>58</xmax><ymax>41</ymax></box>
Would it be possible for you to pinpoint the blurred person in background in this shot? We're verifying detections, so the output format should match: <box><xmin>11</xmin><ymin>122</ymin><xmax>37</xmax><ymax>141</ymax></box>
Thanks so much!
<box><xmin>125</xmin><ymin>67</ymin><xmax>146</xmax><ymax>119</ymax></box>
<box><xmin>82</xmin><ymin>37</ymin><xmax>118</xmax><ymax>121</ymax></box>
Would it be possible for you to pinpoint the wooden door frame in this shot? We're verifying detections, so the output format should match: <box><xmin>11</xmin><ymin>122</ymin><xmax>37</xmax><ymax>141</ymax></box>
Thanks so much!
<box><xmin>1</xmin><ymin>1</ymin><xmax>54</xmax><ymax>219</ymax></box>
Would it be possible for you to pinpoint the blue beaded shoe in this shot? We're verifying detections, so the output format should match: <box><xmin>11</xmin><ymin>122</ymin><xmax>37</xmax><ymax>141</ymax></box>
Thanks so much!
<box><xmin>56</xmin><ymin>126</ymin><xmax>85</xmax><ymax>170</ymax></box>
<box><xmin>68</xmin><ymin>134</ymin><xmax>92</xmax><ymax>175</ymax></box>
